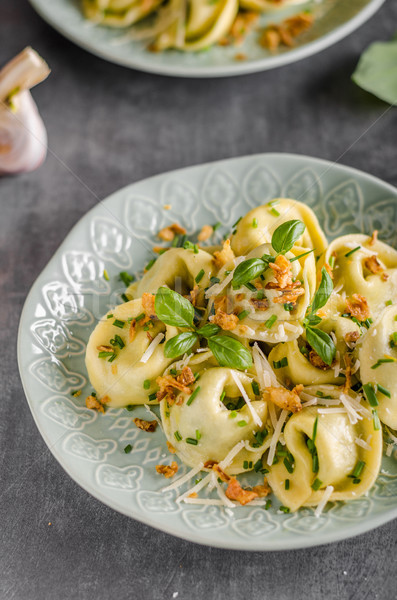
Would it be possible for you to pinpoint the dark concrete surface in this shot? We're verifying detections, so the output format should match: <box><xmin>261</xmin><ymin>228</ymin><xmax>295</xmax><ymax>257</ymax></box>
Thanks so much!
<box><xmin>1</xmin><ymin>0</ymin><xmax>397</xmax><ymax>598</ymax></box>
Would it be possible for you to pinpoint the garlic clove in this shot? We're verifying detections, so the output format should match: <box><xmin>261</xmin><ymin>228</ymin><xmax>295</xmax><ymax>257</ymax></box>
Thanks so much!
<box><xmin>0</xmin><ymin>47</ymin><xmax>50</xmax><ymax>176</ymax></box>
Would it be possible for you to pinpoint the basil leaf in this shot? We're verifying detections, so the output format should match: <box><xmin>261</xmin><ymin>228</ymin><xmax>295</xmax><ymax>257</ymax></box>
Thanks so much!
<box><xmin>208</xmin><ymin>335</ymin><xmax>252</xmax><ymax>370</ymax></box>
<box><xmin>304</xmin><ymin>314</ymin><xmax>322</xmax><ymax>327</ymax></box>
<box><xmin>271</xmin><ymin>220</ymin><xmax>306</xmax><ymax>254</ymax></box>
<box><xmin>197</xmin><ymin>324</ymin><xmax>221</xmax><ymax>338</ymax></box>
<box><xmin>164</xmin><ymin>332</ymin><xmax>198</xmax><ymax>359</ymax></box>
<box><xmin>310</xmin><ymin>267</ymin><xmax>333</xmax><ymax>315</ymax></box>
<box><xmin>155</xmin><ymin>287</ymin><xmax>194</xmax><ymax>328</ymax></box>
<box><xmin>306</xmin><ymin>327</ymin><xmax>336</xmax><ymax>367</ymax></box>
<box><xmin>232</xmin><ymin>258</ymin><xmax>267</xmax><ymax>289</ymax></box>
<box><xmin>352</xmin><ymin>38</ymin><xmax>397</xmax><ymax>105</ymax></box>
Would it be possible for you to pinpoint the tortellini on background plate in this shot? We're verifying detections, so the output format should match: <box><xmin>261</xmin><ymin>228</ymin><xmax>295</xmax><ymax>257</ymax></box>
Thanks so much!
<box><xmin>231</xmin><ymin>199</ymin><xmax>328</xmax><ymax>258</ymax></box>
<box><xmin>267</xmin><ymin>386</ymin><xmax>382</xmax><ymax>511</ymax></box>
<box><xmin>86</xmin><ymin>298</ymin><xmax>178</xmax><ymax>407</ymax></box>
<box><xmin>359</xmin><ymin>304</ymin><xmax>397</xmax><ymax>429</ymax></box>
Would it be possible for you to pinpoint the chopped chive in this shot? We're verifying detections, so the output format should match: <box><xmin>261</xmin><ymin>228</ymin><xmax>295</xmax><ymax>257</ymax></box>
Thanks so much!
<box><xmin>107</xmin><ymin>314</ymin><xmax>113</xmax><ymax>319</ymax></box>
<box><xmin>290</xmin><ymin>249</ymin><xmax>315</xmax><ymax>263</ymax></box>
<box><xmin>195</xmin><ymin>269</ymin><xmax>205</xmax><ymax>284</ymax></box>
<box><xmin>311</xmin><ymin>478</ymin><xmax>323</xmax><ymax>491</ymax></box>
<box><xmin>119</xmin><ymin>271</ymin><xmax>134</xmax><ymax>286</ymax></box>
<box><xmin>265</xmin><ymin>314</ymin><xmax>277</xmax><ymax>329</ymax></box>
<box><xmin>312</xmin><ymin>453</ymin><xmax>319</xmax><ymax>473</ymax></box>
<box><xmin>245</xmin><ymin>282</ymin><xmax>257</xmax><ymax>292</ymax></box>
<box><xmin>186</xmin><ymin>437</ymin><xmax>198</xmax><ymax>445</ymax></box>
<box><xmin>195</xmin><ymin>429</ymin><xmax>201</xmax><ymax>440</ymax></box>
<box><xmin>237</xmin><ymin>420</ymin><xmax>247</xmax><ymax>427</ymax></box>
<box><xmin>312</xmin><ymin>416</ymin><xmax>319</xmax><ymax>443</ymax></box>
<box><xmin>194</xmin><ymin>373</ymin><xmax>200</xmax><ymax>381</ymax></box>
<box><xmin>121</xmin><ymin>293</ymin><xmax>129</xmax><ymax>303</ymax></box>
<box><xmin>148</xmin><ymin>392</ymin><xmax>157</xmax><ymax>401</ymax></box>
<box><xmin>237</xmin><ymin>309</ymin><xmax>250</xmax><ymax>320</ymax></box>
<box><xmin>390</xmin><ymin>332</ymin><xmax>397</xmax><ymax>348</ymax></box>
<box><xmin>145</xmin><ymin>258</ymin><xmax>156</xmax><ymax>271</ymax></box>
<box><xmin>186</xmin><ymin>386</ymin><xmax>201</xmax><ymax>406</ymax></box>
<box><xmin>143</xmin><ymin>379</ymin><xmax>150</xmax><ymax>390</ymax></box>
<box><xmin>285</xmin><ymin>479</ymin><xmax>290</xmax><ymax>490</ymax></box>
<box><xmin>363</xmin><ymin>318</ymin><xmax>373</xmax><ymax>329</ymax></box>
<box><xmin>345</xmin><ymin>246</ymin><xmax>361</xmax><ymax>257</ymax></box>
<box><xmin>113</xmin><ymin>319</ymin><xmax>125</xmax><ymax>329</ymax></box>
<box><xmin>243</xmin><ymin>460</ymin><xmax>249</xmax><ymax>469</ymax></box>
<box><xmin>300</xmin><ymin>345</ymin><xmax>309</xmax><ymax>357</ymax></box>
<box><xmin>352</xmin><ymin>460</ymin><xmax>365</xmax><ymax>478</ymax></box>
<box><xmin>252</xmin><ymin>218</ymin><xmax>258</xmax><ymax>228</ymax></box>
<box><xmin>377</xmin><ymin>384</ymin><xmax>391</xmax><ymax>398</ymax></box>
<box><xmin>269</xmin><ymin>207</ymin><xmax>280</xmax><ymax>217</ymax></box>
<box><xmin>371</xmin><ymin>357</ymin><xmax>396</xmax><ymax>369</ymax></box>
<box><xmin>213</xmin><ymin>222</ymin><xmax>221</xmax><ymax>231</ymax></box>
<box><xmin>124</xmin><ymin>444</ymin><xmax>132</xmax><ymax>454</ymax></box>
<box><xmin>283</xmin><ymin>458</ymin><xmax>294</xmax><ymax>474</ymax></box>
<box><xmin>329</xmin><ymin>256</ymin><xmax>335</xmax><ymax>268</ymax></box>
<box><xmin>170</xmin><ymin>368</ymin><xmax>177</xmax><ymax>376</ymax></box>
<box><xmin>230</xmin><ymin>411</ymin><xmax>237</xmax><ymax>418</ymax></box>
<box><xmin>135</xmin><ymin>313</ymin><xmax>145</xmax><ymax>322</ymax></box>
<box><xmin>103</xmin><ymin>269</ymin><xmax>109</xmax><ymax>281</ymax></box>
<box><xmin>98</xmin><ymin>351</ymin><xmax>114</xmax><ymax>359</ymax></box>
<box><xmin>265</xmin><ymin>500</ymin><xmax>272</xmax><ymax>510</ymax></box>
<box><xmin>255</xmin><ymin>289</ymin><xmax>265</xmax><ymax>300</ymax></box>
<box><xmin>126</xmin><ymin>405</ymin><xmax>134</xmax><ymax>412</ymax></box>
<box><xmin>251</xmin><ymin>380</ymin><xmax>260</xmax><ymax>396</ymax></box>
<box><xmin>279</xmin><ymin>506</ymin><xmax>290</xmax><ymax>514</ymax></box>
<box><xmin>284</xmin><ymin>302</ymin><xmax>294</xmax><ymax>312</ymax></box>
<box><xmin>232</xmin><ymin>216</ymin><xmax>242</xmax><ymax>228</ymax></box>
<box><xmin>174</xmin><ymin>431</ymin><xmax>182</xmax><ymax>442</ymax></box>
<box><xmin>352</xmin><ymin>478</ymin><xmax>361</xmax><ymax>484</ymax></box>
<box><xmin>220</xmin><ymin>391</ymin><xmax>226</xmax><ymax>403</ymax></box>
<box><xmin>273</xmin><ymin>357</ymin><xmax>288</xmax><ymax>369</ymax></box>
<box><xmin>363</xmin><ymin>383</ymin><xmax>379</xmax><ymax>407</ymax></box>
<box><xmin>111</xmin><ymin>334</ymin><xmax>125</xmax><ymax>349</ymax></box>
<box><xmin>386</xmin><ymin>300</ymin><xmax>393</xmax><ymax>306</ymax></box>
<box><xmin>254</xmin><ymin>459</ymin><xmax>263</xmax><ymax>472</ymax></box>
<box><xmin>372</xmin><ymin>409</ymin><xmax>381</xmax><ymax>431</ymax></box>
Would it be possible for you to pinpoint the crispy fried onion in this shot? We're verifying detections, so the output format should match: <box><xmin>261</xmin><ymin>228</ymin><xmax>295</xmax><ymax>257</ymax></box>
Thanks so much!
<box><xmin>346</xmin><ymin>294</ymin><xmax>370</xmax><ymax>321</ymax></box>
<box><xmin>266</xmin><ymin>385</ymin><xmax>303</xmax><ymax>413</ymax></box>
<box><xmin>133</xmin><ymin>418</ymin><xmax>158</xmax><ymax>432</ymax></box>
<box><xmin>156</xmin><ymin>461</ymin><xmax>178</xmax><ymax>478</ymax></box>
<box><xmin>364</xmin><ymin>255</ymin><xmax>383</xmax><ymax>274</ymax></box>
<box><xmin>156</xmin><ymin>367</ymin><xmax>195</xmax><ymax>403</ymax></box>
<box><xmin>213</xmin><ymin>239</ymin><xmax>235</xmax><ymax>270</ymax></box>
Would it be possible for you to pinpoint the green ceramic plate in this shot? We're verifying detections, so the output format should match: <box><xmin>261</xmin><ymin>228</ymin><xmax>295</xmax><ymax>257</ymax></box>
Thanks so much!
<box><xmin>18</xmin><ymin>154</ymin><xmax>397</xmax><ymax>550</ymax></box>
<box><xmin>28</xmin><ymin>0</ymin><xmax>385</xmax><ymax>78</ymax></box>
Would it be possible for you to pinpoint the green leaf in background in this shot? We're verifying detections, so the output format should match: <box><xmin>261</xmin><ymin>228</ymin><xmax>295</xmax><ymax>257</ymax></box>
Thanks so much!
<box><xmin>310</xmin><ymin>267</ymin><xmax>333</xmax><ymax>315</ymax></box>
<box><xmin>271</xmin><ymin>220</ymin><xmax>306</xmax><ymax>255</ymax></box>
<box><xmin>197</xmin><ymin>323</ymin><xmax>221</xmax><ymax>338</ymax></box>
<box><xmin>208</xmin><ymin>335</ymin><xmax>253</xmax><ymax>370</ymax></box>
<box><xmin>306</xmin><ymin>326</ymin><xmax>336</xmax><ymax>367</ymax></box>
<box><xmin>154</xmin><ymin>287</ymin><xmax>194</xmax><ymax>329</ymax></box>
<box><xmin>352</xmin><ymin>38</ymin><xmax>397</xmax><ymax>105</ymax></box>
<box><xmin>164</xmin><ymin>332</ymin><xmax>198</xmax><ymax>358</ymax></box>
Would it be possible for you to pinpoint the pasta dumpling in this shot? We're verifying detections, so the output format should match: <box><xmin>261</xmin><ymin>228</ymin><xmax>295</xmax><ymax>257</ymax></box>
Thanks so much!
<box><xmin>160</xmin><ymin>360</ymin><xmax>269</xmax><ymax>474</ymax></box>
<box><xmin>267</xmin><ymin>386</ymin><xmax>382</xmax><ymax>511</ymax></box>
<box><xmin>230</xmin><ymin>199</ymin><xmax>327</xmax><ymax>257</ymax></box>
<box><xmin>82</xmin><ymin>0</ymin><xmax>163</xmax><ymax>27</ymax></box>
<box><xmin>359</xmin><ymin>304</ymin><xmax>397</xmax><ymax>429</ymax></box>
<box><xmin>86</xmin><ymin>298</ymin><xmax>178</xmax><ymax>407</ymax></box>
<box><xmin>127</xmin><ymin>247</ymin><xmax>214</xmax><ymax>299</ymax></box>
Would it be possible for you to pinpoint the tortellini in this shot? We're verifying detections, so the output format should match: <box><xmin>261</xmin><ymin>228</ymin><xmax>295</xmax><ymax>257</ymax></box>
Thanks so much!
<box><xmin>267</xmin><ymin>386</ymin><xmax>383</xmax><ymax>511</ymax></box>
<box><xmin>160</xmin><ymin>360</ymin><xmax>269</xmax><ymax>474</ymax></box>
<box><xmin>321</xmin><ymin>234</ymin><xmax>397</xmax><ymax>320</ymax></box>
<box><xmin>359</xmin><ymin>305</ymin><xmax>397</xmax><ymax>429</ymax></box>
<box><xmin>127</xmin><ymin>247</ymin><xmax>214</xmax><ymax>299</ymax></box>
<box><xmin>231</xmin><ymin>199</ymin><xmax>328</xmax><ymax>258</ymax></box>
<box><xmin>82</xmin><ymin>0</ymin><xmax>163</xmax><ymax>27</ymax></box>
<box><xmin>85</xmin><ymin>298</ymin><xmax>178</xmax><ymax>407</ymax></box>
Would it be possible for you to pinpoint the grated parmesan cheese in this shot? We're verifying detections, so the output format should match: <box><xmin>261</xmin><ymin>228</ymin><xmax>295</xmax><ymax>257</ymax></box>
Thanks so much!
<box><xmin>230</xmin><ymin>370</ymin><xmax>262</xmax><ymax>427</ymax></box>
<box><xmin>314</xmin><ymin>485</ymin><xmax>334</xmax><ymax>517</ymax></box>
<box><xmin>140</xmin><ymin>332</ymin><xmax>164</xmax><ymax>363</ymax></box>
<box><xmin>355</xmin><ymin>437</ymin><xmax>372</xmax><ymax>451</ymax></box>
<box><xmin>162</xmin><ymin>463</ymin><xmax>204</xmax><ymax>492</ymax></box>
<box><xmin>267</xmin><ymin>409</ymin><xmax>288</xmax><ymax>466</ymax></box>
<box><xmin>212</xmin><ymin>471</ymin><xmax>235</xmax><ymax>508</ymax></box>
<box><xmin>218</xmin><ymin>440</ymin><xmax>245</xmax><ymax>471</ymax></box>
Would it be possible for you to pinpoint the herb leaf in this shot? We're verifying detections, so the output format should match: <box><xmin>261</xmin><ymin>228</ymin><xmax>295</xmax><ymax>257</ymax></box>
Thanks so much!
<box><xmin>164</xmin><ymin>332</ymin><xmax>198</xmax><ymax>359</ymax></box>
<box><xmin>232</xmin><ymin>258</ymin><xmax>268</xmax><ymax>289</ymax></box>
<box><xmin>208</xmin><ymin>336</ymin><xmax>252</xmax><ymax>370</ymax></box>
<box><xmin>155</xmin><ymin>287</ymin><xmax>194</xmax><ymax>329</ymax></box>
<box><xmin>310</xmin><ymin>267</ymin><xmax>333</xmax><ymax>315</ymax></box>
<box><xmin>306</xmin><ymin>326</ymin><xmax>336</xmax><ymax>367</ymax></box>
<box><xmin>352</xmin><ymin>38</ymin><xmax>397</xmax><ymax>105</ymax></box>
<box><xmin>197</xmin><ymin>324</ymin><xmax>221</xmax><ymax>338</ymax></box>
<box><xmin>271</xmin><ymin>220</ymin><xmax>306</xmax><ymax>254</ymax></box>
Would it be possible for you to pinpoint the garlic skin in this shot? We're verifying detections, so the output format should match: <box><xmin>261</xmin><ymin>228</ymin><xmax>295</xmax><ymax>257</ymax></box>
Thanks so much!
<box><xmin>0</xmin><ymin>48</ymin><xmax>50</xmax><ymax>176</ymax></box>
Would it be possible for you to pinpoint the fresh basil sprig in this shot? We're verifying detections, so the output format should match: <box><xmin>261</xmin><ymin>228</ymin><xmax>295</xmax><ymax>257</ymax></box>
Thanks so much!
<box><xmin>164</xmin><ymin>332</ymin><xmax>198</xmax><ymax>359</ymax></box>
<box><xmin>310</xmin><ymin>267</ymin><xmax>333</xmax><ymax>315</ymax></box>
<box><xmin>271</xmin><ymin>220</ymin><xmax>306</xmax><ymax>254</ymax></box>
<box><xmin>305</xmin><ymin>327</ymin><xmax>336</xmax><ymax>366</ymax></box>
<box><xmin>208</xmin><ymin>336</ymin><xmax>252</xmax><ymax>370</ymax></box>
<box><xmin>155</xmin><ymin>287</ymin><xmax>252</xmax><ymax>369</ymax></box>
<box><xmin>232</xmin><ymin>257</ymin><xmax>269</xmax><ymax>289</ymax></box>
<box><xmin>154</xmin><ymin>287</ymin><xmax>194</xmax><ymax>329</ymax></box>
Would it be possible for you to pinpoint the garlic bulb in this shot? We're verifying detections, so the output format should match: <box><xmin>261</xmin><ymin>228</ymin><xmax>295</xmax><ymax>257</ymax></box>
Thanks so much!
<box><xmin>0</xmin><ymin>47</ymin><xmax>50</xmax><ymax>176</ymax></box>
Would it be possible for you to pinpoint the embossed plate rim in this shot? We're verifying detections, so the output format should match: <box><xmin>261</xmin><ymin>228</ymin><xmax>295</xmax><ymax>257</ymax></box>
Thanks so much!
<box><xmin>18</xmin><ymin>153</ymin><xmax>397</xmax><ymax>550</ymax></box>
<box><xmin>28</xmin><ymin>0</ymin><xmax>386</xmax><ymax>78</ymax></box>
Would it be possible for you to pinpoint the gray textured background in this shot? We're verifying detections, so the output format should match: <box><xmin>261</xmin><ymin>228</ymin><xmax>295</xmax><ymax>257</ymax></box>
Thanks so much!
<box><xmin>1</xmin><ymin>0</ymin><xmax>397</xmax><ymax>598</ymax></box>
